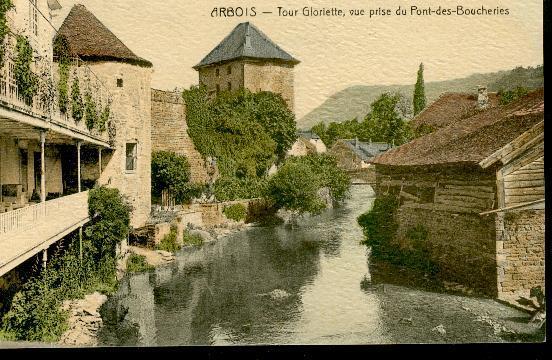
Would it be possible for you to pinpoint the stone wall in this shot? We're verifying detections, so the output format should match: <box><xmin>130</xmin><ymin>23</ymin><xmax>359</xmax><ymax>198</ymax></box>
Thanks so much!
<box><xmin>89</xmin><ymin>62</ymin><xmax>152</xmax><ymax>228</ymax></box>
<box><xmin>244</xmin><ymin>61</ymin><xmax>295</xmax><ymax>112</ymax></box>
<box><xmin>150</xmin><ymin>89</ymin><xmax>208</xmax><ymax>184</ymax></box>
<box><xmin>198</xmin><ymin>59</ymin><xmax>295</xmax><ymax>112</ymax></box>
<box><xmin>496</xmin><ymin>209</ymin><xmax>545</xmax><ymax>300</ymax></box>
<box><xmin>395</xmin><ymin>204</ymin><xmax>498</xmax><ymax>296</ymax></box>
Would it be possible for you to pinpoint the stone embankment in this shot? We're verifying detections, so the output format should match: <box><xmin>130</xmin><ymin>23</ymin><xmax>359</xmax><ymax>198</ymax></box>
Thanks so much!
<box><xmin>59</xmin><ymin>292</ymin><xmax>108</xmax><ymax>347</ymax></box>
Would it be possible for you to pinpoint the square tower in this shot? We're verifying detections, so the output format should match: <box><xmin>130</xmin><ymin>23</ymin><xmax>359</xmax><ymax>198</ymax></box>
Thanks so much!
<box><xmin>193</xmin><ymin>22</ymin><xmax>300</xmax><ymax>112</ymax></box>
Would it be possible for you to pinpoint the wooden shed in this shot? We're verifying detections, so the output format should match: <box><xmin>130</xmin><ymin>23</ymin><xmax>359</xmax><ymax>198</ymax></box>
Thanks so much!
<box><xmin>372</xmin><ymin>89</ymin><xmax>544</xmax><ymax>299</ymax></box>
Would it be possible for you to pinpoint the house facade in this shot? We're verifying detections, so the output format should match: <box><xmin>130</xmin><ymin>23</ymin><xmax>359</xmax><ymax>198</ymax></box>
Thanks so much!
<box><xmin>0</xmin><ymin>2</ymin><xmax>152</xmax><ymax>277</ymax></box>
<box><xmin>373</xmin><ymin>89</ymin><xmax>544</xmax><ymax>300</ymax></box>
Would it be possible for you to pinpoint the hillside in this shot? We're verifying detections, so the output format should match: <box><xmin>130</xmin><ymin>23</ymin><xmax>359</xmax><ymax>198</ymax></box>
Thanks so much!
<box><xmin>298</xmin><ymin>66</ymin><xmax>543</xmax><ymax>130</ymax></box>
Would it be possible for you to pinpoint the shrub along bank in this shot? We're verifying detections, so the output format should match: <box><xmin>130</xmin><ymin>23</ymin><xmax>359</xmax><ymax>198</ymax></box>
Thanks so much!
<box><xmin>0</xmin><ymin>187</ymin><xmax>131</xmax><ymax>342</ymax></box>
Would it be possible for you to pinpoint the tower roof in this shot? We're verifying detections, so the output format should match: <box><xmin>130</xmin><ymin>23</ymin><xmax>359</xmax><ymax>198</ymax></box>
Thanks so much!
<box><xmin>56</xmin><ymin>4</ymin><xmax>152</xmax><ymax>67</ymax></box>
<box><xmin>193</xmin><ymin>22</ymin><xmax>300</xmax><ymax>70</ymax></box>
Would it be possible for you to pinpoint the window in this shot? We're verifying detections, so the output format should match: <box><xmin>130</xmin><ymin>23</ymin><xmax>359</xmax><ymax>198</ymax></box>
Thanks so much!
<box><xmin>30</xmin><ymin>0</ymin><xmax>39</xmax><ymax>37</ymax></box>
<box><xmin>215</xmin><ymin>68</ymin><xmax>220</xmax><ymax>77</ymax></box>
<box><xmin>125</xmin><ymin>143</ymin><xmax>137</xmax><ymax>172</ymax></box>
<box><xmin>227</xmin><ymin>66</ymin><xmax>232</xmax><ymax>75</ymax></box>
<box><xmin>117</xmin><ymin>78</ymin><xmax>124</xmax><ymax>88</ymax></box>
<box><xmin>228</xmin><ymin>82</ymin><xmax>232</xmax><ymax>91</ymax></box>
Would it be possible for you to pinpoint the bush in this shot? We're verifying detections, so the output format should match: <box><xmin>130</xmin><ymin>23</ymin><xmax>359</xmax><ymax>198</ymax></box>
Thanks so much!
<box><xmin>223</xmin><ymin>203</ymin><xmax>247</xmax><ymax>222</ymax></box>
<box><xmin>152</xmin><ymin>151</ymin><xmax>197</xmax><ymax>204</ymax></box>
<box><xmin>214</xmin><ymin>177</ymin><xmax>267</xmax><ymax>201</ymax></box>
<box><xmin>182</xmin><ymin>231</ymin><xmax>203</xmax><ymax>247</ymax></box>
<box><xmin>498</xmin><ymin>86</ymin><xmax>530</xmax><ymax>105</ymax></box>
<box><xmin>126</xmin><ymin>254</ymin><xmax>154</xmax><ymax>273</ymax></box>
<box><xmin>265</xmin><ymin>154</ymin><xmax>351</xmax><ymax>215</ymax></box>
<box><xmin>157</xmin><ymin>227</ymin><xmax>181</xmax><ymax>253</ymax></box>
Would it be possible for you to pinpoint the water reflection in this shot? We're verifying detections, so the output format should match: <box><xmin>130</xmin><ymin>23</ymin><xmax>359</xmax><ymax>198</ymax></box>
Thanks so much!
<box><xmin>100</xmin><ymin>186</ymin><xmax>385</xmax><ymax>345</ymax></box>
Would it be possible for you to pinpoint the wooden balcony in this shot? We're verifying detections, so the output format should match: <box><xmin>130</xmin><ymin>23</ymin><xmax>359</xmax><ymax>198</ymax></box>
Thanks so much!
<box><xmin>0</xmin><ymin>191</ymin><xmax>90</xmax><ymax>277</ymax></box>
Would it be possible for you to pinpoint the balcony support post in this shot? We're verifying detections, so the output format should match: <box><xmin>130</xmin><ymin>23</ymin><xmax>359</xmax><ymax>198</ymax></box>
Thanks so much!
<box><xmin>79</xmin><ymin>226</ymin><xmax>83</xmax><ymax>262</ymax></box>
<box><xmin>98</xmin><ymin>147</ymin><xmax>102</xmax><ymax>180</ymax></box>
<box><xmin>40</xmin><ymin>131</ymin><xmax>46</xmax><ymax>204</ymax></box>
<box><xmin>42</xmin><ymin>248</ymin><xmax>47</xmax><ymax>269</ymax></box>
<box><xmin>77</xmin><ymin>141</ymin><xmax>82</xmax><ymax>193</ymax></box>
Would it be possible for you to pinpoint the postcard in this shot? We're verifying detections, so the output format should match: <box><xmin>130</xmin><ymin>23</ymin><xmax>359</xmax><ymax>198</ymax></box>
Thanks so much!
<box><xmin>0</xmin><ymin>0</ymin><xmax>544</xmax><ymax>349</ymax></box>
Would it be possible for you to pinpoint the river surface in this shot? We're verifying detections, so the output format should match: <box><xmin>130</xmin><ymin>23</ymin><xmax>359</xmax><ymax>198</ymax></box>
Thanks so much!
<box><xmin>99</xmin><ymin>185</ymin><xmax>536</xmax><ymax>346</ymax></box>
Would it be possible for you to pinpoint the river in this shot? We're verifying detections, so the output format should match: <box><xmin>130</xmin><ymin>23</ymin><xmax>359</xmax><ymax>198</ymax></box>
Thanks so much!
<box><xmin>98</xmin><ymin>185</ymin><xmax>537</xmax><ymax>346</ymax></box>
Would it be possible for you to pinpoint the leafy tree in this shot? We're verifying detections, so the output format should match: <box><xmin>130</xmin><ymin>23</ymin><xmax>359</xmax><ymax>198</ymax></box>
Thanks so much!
<box><xmin>413</xmin><ymin>63</ymin><xmax>427</xmax><ymax>116</ymax></box>
<box><xmin>152</xmin><ymin>151</ymin><xmax>201</xmax><ymax>204</ymax></box>
<box><xmin>498</xmin><ymin>86</ymin><xmax>530</xmax><ymax>105</ymax></box>
<box><xmin>265</xmin><ymin>154</ymin><xmax>350</xmax><ymax>215</ymax></box>
<box><xmin>360</xmin><ymin>92</ymin><xmax>412</xmax><ymax>146</ymax></box>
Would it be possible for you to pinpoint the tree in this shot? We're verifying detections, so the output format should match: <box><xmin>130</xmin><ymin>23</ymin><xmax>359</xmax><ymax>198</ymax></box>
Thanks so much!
<box><xmin>151</xmin><ymin>151</ymin><xmax>202</xmax><ymax>204</ymax></box>
<box><xmin>413</xmin><ymin>63</ymin><xmax>427</xmax><ymax>116</ymax></box>
<box><xmin>265</xmin><ymin>154</ymin><xmax>350</xmax><ymax>215</ymax></box>
<box><xmin>360</xmin><ymin>92</ymin><xmax>412</xmax><ymax>146</ymax></box>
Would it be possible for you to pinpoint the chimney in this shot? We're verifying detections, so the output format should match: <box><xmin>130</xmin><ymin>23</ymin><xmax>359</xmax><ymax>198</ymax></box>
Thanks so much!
<box><xmin>477</xmin><ymin>85</ymin><xmax>489</xmax><ymax>110</ymax></box>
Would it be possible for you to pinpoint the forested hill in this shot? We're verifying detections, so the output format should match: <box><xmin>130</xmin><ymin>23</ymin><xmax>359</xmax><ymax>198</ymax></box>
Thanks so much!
<box><xmin>298</xmin><ymin>65</ymin><xmax>543</xmax><ymax>130</ymax></box>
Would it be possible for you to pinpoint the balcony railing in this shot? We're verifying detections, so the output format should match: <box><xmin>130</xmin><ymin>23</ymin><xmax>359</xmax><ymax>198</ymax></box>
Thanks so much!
<box><xmin>0</xmin><ymin>191</ymin><xmax>89</xmax><ymax>239</ymax></box>
<box><xmin>0</xmin><ymin>32</ymin><xmax>113</xmax><ymax>145</ymax></box>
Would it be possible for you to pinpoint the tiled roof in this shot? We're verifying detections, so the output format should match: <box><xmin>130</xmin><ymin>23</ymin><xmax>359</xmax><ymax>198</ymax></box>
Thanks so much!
<box><xmin>337</xmin><ymin>140</ymin><xmax>391</xmax><ymax>162</ymax></box>
<box><xmin>194</xmin><ymin>22</ymin><xmax>299</xmax><ymax>69</ymax></box>
<box><xmin>56</xmin><ymin>4</ymin><xmax>152</xmax><ymax>67</ymax></box>
<box><xmin>374</xmin><ymin>89</ymin><xmax>544</xmax><ymax>167</ymax></box>
<box><xmin>409</xmin><ymin>92</ymin><xmax>499</xmax><ymax>132</ymax></box>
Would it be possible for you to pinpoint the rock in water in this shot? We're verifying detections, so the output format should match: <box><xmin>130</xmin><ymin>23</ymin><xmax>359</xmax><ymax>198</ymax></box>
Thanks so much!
<box><xmin>431</xmin><ymin>324</ymin><xmax>446</xmax><ymax>336</ymax></box>
<box><xmin>268</xmin><ymin>289</ymin><xmax>291</xmax><ymax>300</ymax></box>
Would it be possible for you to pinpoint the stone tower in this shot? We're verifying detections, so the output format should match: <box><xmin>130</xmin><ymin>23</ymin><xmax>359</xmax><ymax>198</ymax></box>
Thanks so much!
<box><xmin>193</xmin><ymin>22</ymin><xmax>300</xmax><ymax>112</ymax></box>
<box><xmin>56</xmin><ymin>4</ymin><xmax>153</xmax><ymax>228</ymax></box>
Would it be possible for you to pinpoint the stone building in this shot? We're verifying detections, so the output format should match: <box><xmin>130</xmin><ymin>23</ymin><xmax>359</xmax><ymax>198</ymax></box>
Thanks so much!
<box><xmin>56</xmin><ymin>4</ymin><xmax>154</xmax><ymax>228</ymax></box>
<box><xmin>150</xmin><ymin>89</ymin><xmax>208</xmax><ymax>184</ymax></box>
<box><xmin>0</xmin><ymin>2</ymin><xmax>152</xmax><ymax>277</ymax></box>
<box><xmin>193</xmin><ymin>22</ymin><xmax>300</xmax><ymax>112</ymax></box>
<box><xmin>373</xmin><ymin>89</ymin><xmax>544</xmax><ymax>300</ymax></box>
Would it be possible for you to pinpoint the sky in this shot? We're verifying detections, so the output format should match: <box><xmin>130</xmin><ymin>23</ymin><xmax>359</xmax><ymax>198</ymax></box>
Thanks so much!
<box><xmin>52</xmin><ymin>0</ymin><xmax>543</xmax><ymax>119</ymax></box>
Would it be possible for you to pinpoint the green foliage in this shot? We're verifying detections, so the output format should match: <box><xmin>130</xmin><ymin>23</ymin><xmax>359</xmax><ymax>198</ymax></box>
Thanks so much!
<box><xmin>157</xmin><ymin>227</ymin><xmax>181</xmax><ymax>253</ymax></box>
<box><xmin>0</xmin><ymin>0</ymin><xmax>14</xmax><ymax>64</ymax></box>
<box><xmin>311</xmin><ymin>92</ymin><xmax>412</xmax><ymax>147</ymax></box>
<box><xmin>54</xmin><ymin>35</ymin><xmax>71</xmax><ymax>114</ymax></box>
<box><xmin>126</xmin><ymin>254</ymin><xmax>154</xmax><ymax>273</ymax></box>
<box><xmin>14</xmin><ymin>36</ymin><xmax>38</xmax><ymax>104</ymax></box>
<box><xmin>265</xmin><ymin>154</ymin><xmax>350</xmax><ymax>215</ymax></box>
<box><xmin>86</xmin><ymin>186</ymin><xmax>131</xmax><ymax>261</ymax></box>
<box><xmin>84</xmin><ymin>93</ymin><xmax>98</xmax><ymax>131</ymax></box>
<box><xmin>151</xmin><ymin>151</ymin><xmax>201</xmax><ymax>204</ymax></box>
<box><xmin>214</xmin><ymin>177</ymin><xmax>267</xmax><ymax>201</ymax></box>
<box><xmin>223</xmin><ymin>203</ymin><xmax>247</xmax><ymax>222</ymax></box>
<box><xmin>489</xmin><ymin>65</ymin><xmax>544</xmax><ymax>92</ymax></box>
<box><xmin>71</xmin><ymin>76</ymin><xmax>84</xmax><ymax>122</ymax></box>
<box><xmin>413</xmin><ymin>124</ymin><xmax>436</xmax><ymax>138</ymax></box>
<box><xmin>97</xmin><ymin>104</ymin><xmax>110</xmax><ymax>132</ymax></box>
<box><xmin>357</xmin><ymin>194</ymin><xmax>399</xmax><ymax>256</ymax></box>
<box><xmin>182</xmin><ymin>231</ymin><xmax>204</xmax><ymax>247</ymax></box>
<box><xmin>184</xmin><ymin>86</ymin><xmax>296</xmax><ymax>180</ymax></box>
<box><xmin>413</xmin><ymin>63</ymin><xmax>427</xmax><ymax>116</ymax></box>
<box><xmin>361</xmin><ymin>92</ymin><xmax>412</xmax><ymax>145</ymax></box>
<box><xmin>498</xmin><ymin>86</ymin><xmax>530</xmax><ymax>105</ymax></box>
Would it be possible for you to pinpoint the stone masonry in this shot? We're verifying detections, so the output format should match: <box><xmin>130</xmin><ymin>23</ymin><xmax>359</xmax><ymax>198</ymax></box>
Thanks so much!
<box><xmin>395</xmin><ymin>205</ymin><xmax>498</xmax><ymax>296</ymax></box>
<box><xmin>496</xmin><ymin>210</ymin><xmax>545</xmax><ymax>300</ymax></box>
<box><xmin>198</xmin><ymin>59</ymin><xmax>295</xmax><ymax>112</ymax></box>
<box><xmin>151</xmin><ymin>89</ymin><xmax>208</xmax><ymax>184</ymax></box>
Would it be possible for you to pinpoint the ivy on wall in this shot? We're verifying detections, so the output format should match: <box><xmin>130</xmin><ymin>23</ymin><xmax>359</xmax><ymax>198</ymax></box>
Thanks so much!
<box><xmin>84</xmin><ymin>93</ymin><xmax>98</xmax><ymax>131</ymax></box>
<box><xmin>53</xmin><ymin>36</ymin><xmax>71</xmax><ymax>114</ymax></box>
<box><xmin>71</xmin><ymin>75</ymin><xmax>83</xmax><ymax>122</ymax></box>
<box><xmin>14</xmin><ymin>36</ymin><xmax>38</xmax><ymax>104</ymax></box>
<box><xmin>0</xmin><ymin>0</ymin><xmax>13</xmax><ymax>65</ymax></box>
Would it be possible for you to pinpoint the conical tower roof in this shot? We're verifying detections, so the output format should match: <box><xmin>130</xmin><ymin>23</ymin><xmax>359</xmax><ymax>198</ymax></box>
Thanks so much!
<box><xmin>194</xmin><ymin>22</ymin><xmax>299</xmax><ymax>70</ymax></box>
<box><xmin>56</xmin><ymin>4</ymin><xmax>152</xmax><ymax>67</ymax></box>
